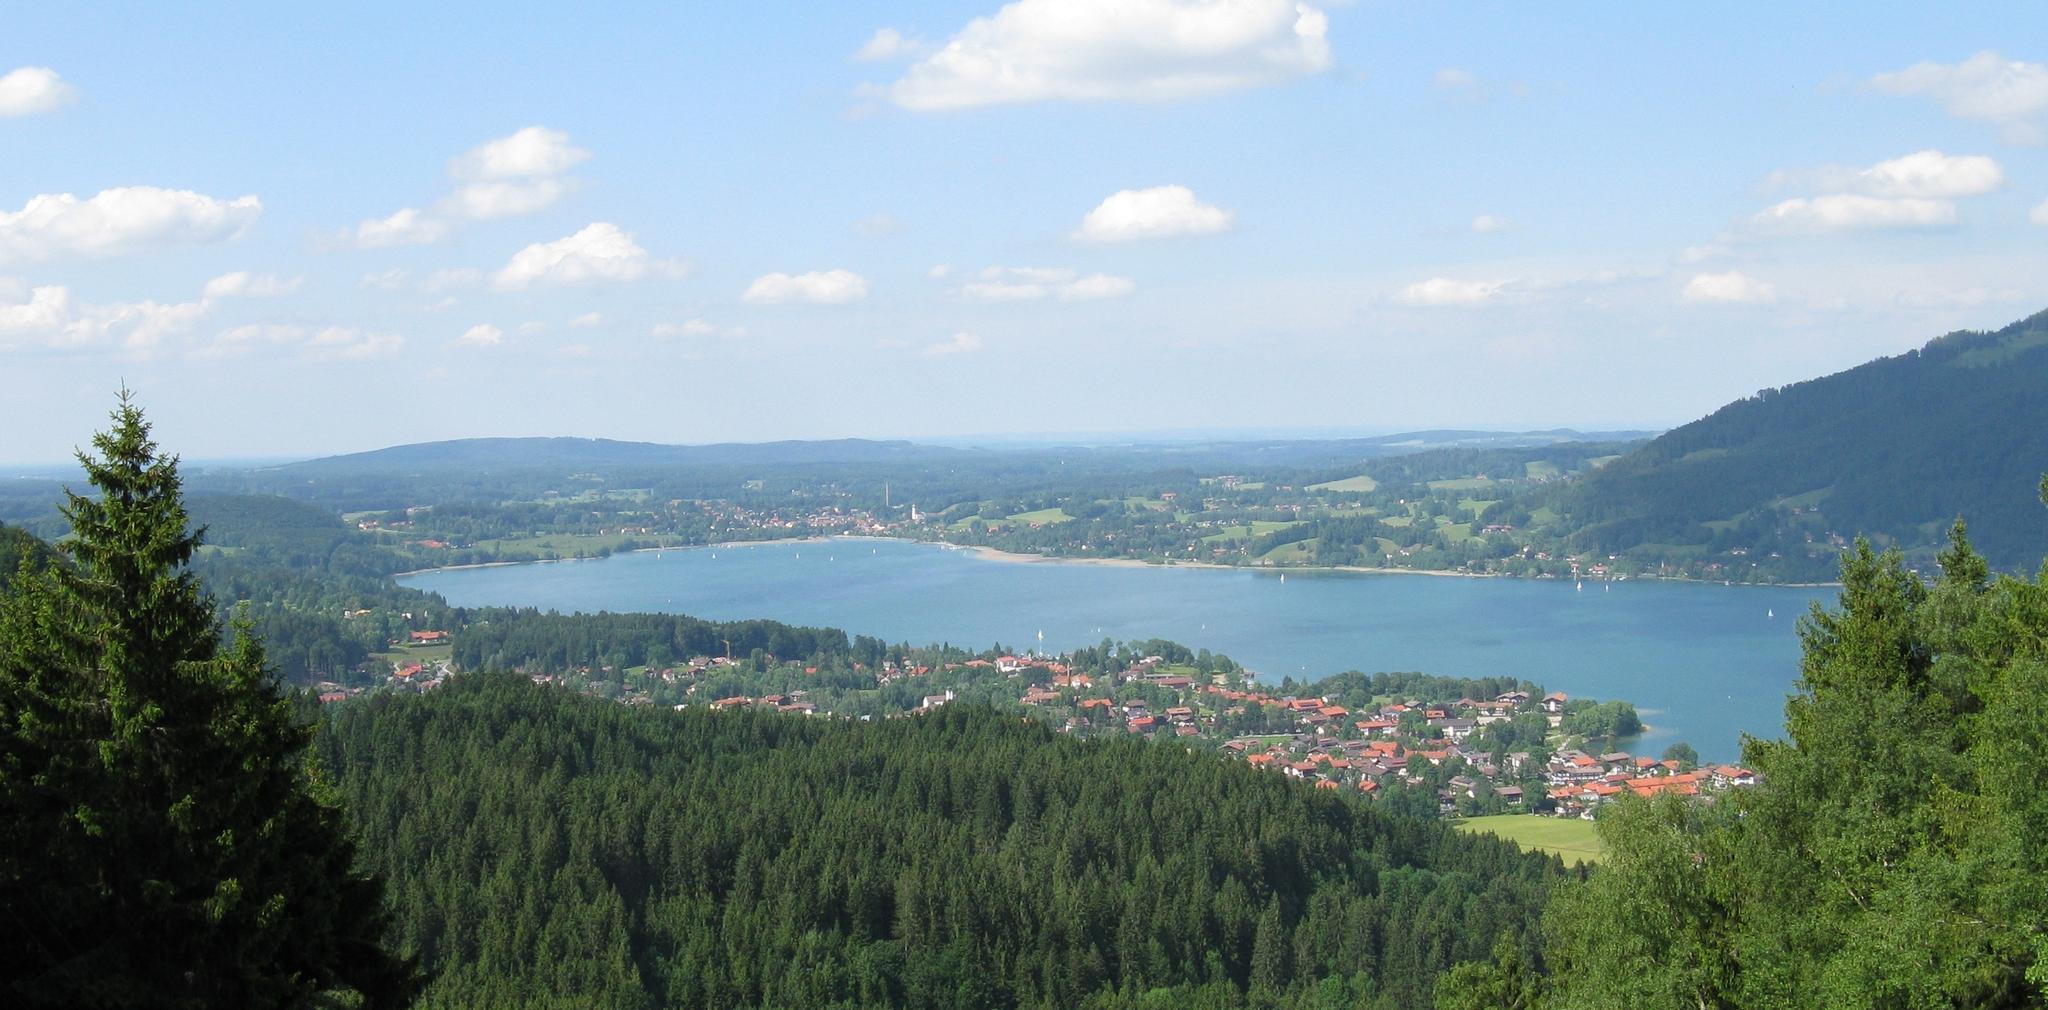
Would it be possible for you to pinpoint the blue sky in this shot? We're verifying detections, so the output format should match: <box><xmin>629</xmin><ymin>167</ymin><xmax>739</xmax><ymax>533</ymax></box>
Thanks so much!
<box><xmin>3</xmin><ymin>2</ymin><xmax>2046</xmax><ymax>462</ymax></box>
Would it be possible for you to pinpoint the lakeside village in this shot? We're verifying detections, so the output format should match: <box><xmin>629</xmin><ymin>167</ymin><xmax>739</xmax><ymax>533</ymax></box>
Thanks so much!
<box><xmin>354</xmin><ymin>470</ymin><xmax>1850</xmax><ymax>584</ymax></box>
<box><xmin>323</xmin><ymin>630</ymin><xmax>1759</xmax><ymax>823</ymax></box>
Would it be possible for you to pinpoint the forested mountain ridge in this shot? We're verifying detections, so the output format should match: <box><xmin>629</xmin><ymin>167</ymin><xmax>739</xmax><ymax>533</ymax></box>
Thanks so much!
<box><xmin>322</xmin><ymin>676</ymin><xmax>1563</xmax><ymax>1010</ymax></box>
<box><xmin>1552</xmin><ymin>308</ymin><xmax>2048</xmax><ymax>573</ymax></box>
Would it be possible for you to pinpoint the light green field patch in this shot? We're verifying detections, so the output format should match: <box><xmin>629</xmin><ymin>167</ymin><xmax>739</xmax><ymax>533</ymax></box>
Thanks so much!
<box><xmin>1007</xmin><ymin>507</ymin><xmax>1075</xmax><ymax>525</ymax></box>
<box><xmin>1440</xmin><ymin>522</ymin><xmax>1473</xmax><ymax>543</ymax></box>
<box><xmin>1454</xmin><ymin>814</ymin><xmax>1605</xmax><ymax>864</ymax></box>
<box><xmin>1458</xmin><ymin>498</ymin><xmax>1499</xmax><ymax>518</ymax></box>
<box><xmin>1380</xmin><ymin>515</ymin><xmax>1414</xmax><ymax>528</ymax></box>
<box><xmin>1525</xmin><ymin>460</ymin><xmax>1563</xmax><ymax>480</ymax></box>
<box><xmin>1259</xmin><ymin>538</ymin><xmax>1317</xmax><ymax>564</ymax></box>
<box><xmin>1587</xmin><ymin>454</ymin><xmax>1624</xmax><ymax>468</ymax></box>
<box><xmin>1426</xmin><ymin>477</ymin><xmax>1496</xmax><ymax>491</ymax></box>
<box><xmin>1309</xmin><ymin>474</ymin><xmax>1378</xmax><ymax>493</ymax></box>
<box><xmin>1528</xmin><ymin>506</ymin><xmax>1560</xmax><ymax>526</ymax></box>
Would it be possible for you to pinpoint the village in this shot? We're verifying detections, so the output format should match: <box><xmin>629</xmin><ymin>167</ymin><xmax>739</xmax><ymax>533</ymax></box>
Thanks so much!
<box><xmin>336</xmin><ymin>625</ymin><xmax>1758</xmax><ymax>824</ymax></box>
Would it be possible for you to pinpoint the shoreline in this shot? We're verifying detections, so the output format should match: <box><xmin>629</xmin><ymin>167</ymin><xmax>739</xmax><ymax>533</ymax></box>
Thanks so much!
<box><xmin>392</xmin><ymin>534</ymin><xmax>1840</xmax><ymax>588</ymax></box>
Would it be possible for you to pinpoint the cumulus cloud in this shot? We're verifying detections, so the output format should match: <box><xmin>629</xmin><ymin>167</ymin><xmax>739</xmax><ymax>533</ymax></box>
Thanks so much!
<box><xmin>1869</xmin><ymin>51</ymin><xmax>2048</xmax><ymax>144</ymax></box>
<box><xmin>351</xmin><ymin>207</ymin><xmax>448</xmax><ymax>248</ymax></box>
<box><xmin>1470</xmin><ymin>214</ymin><xmax>1512</xmax><ymax>233</ymax></box>
<box><xmin>306</xmin><ymin>327</ymin><xmax>404</xmax><ymax>361</ymax></box>
<box><xmin>458</xmin><ymin>323</ymin><xmax>505</xmax><ymax>347</ymax></box>
<box><xmin>2032</xmin><ymin>197</ymin><xmax>2048</xmax><ymax>226</ymax></box>
<box><xmin>568</xmin><ymin>311</ymin><xmax>604</xmax><ymax>328</ymax></box>
<box><xmin>1396</xmin><ymin>277</ymin><xmax>1507</xmax><ymax>307</ymax></box>
<box><xmin>1681</xmin><ymin>271</ymin><xmax>1777</xmax><ymax>305</ymax></box>
<box><xmin>449</xmin><ymin>126</ymin><xmax>590</xmax><ymax>180</ymax></box>
<box><xmin>961</xmin><ymin>265</ymin><xmax>1135</xmax><ymax>301</ymax></box>
<box><xmin>202</xmin><ymin>271</ymin><xmax>301</xmax><ymax>299</ymax></box>
<box><xmin>345</xmin><ymin>127</ymin><xmax>589</xmax><ymax>246</ymax></box>
<box><xmin>854</xmin><ymin>28</ymin><xmax>927</xmax><ymax>62</ymax></box>
<box><xmin>1750</xmin><ymin>194</ymin><xmax>1957</xmax><ymax>234</ymax></box>
<box><xmin>0</xmin><ymin>66</ymin><xmax>76</xmax><ymax>116</ymax></box>
<box><xmin>923</xmin><ymin>332</ymin><xmax>984</xmax><ymax>356</ymax></box>
<box><xmin>1075</xmin><ymin>185</ymin><xmax>1233</xmax><ymax>243</ymax></box>
<box><xmin>1854</xmin><ymin>150</ymin><xmax>2004</xmax><ymax>197</ymax></box>
<box><xmin>1433</xmin><ymin>68</ymin><xmax>1477</xmax><ymax>91</ymax></box>
<box><xmin>494</xmin><ymin>222</ymin><xmax>686</xmax><ymax>289</ymax></box>
<box><xmin>439</xmin><ymin>179</ymin><xmax>572</xmax><ymax>221</ymax></box>
<box><xmin>0</xmin><ymin>282</ymin><xmax>212</xmax><ymax>353</ymax></box>
<box><xmin>742</xmin><ymin>269</ymin><xmax>869</xmax><ymax>304</ymax></box>
<box><xmin>0</xmin><ymin>187</ymin><xmax>262</xmax><ymax>265</ymax></box>
<box><xmin>883</xmin><ymin>0</ymin><xmax>1331</xmax><ymax>111</ymax></box>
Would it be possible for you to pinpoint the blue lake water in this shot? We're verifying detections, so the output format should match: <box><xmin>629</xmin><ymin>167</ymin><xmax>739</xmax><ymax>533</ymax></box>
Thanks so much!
<box><xmin>399</xmin><ymin>538</ymin><xmax>1835</xmax><ymax>762</ymax></box>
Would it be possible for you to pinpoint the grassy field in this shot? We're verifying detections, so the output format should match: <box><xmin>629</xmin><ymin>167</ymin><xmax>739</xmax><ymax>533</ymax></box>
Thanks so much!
<box><xmin>1257</xmin><ymin>538</ymin><xmax>1316</xmax><ymax>564</ymax></box>
<box><xmin>1308</xmin><ymin>474</ymin><xmax>1378</xmax><ymax>493</ymax></box>
<box><xmin>1426</xmin><ymin>476</ymin><xmax>1496</xmax><ymax>491</ymax></box>
<box><xmin>1454</xmin><ymin>814</ymin><xmax>1604</xmax><ymax>864</ymax></box>
<box><xmin>1006</xmin><ymin>507</ymin><xmax>1075</xmax><ymax>525</ymax></box>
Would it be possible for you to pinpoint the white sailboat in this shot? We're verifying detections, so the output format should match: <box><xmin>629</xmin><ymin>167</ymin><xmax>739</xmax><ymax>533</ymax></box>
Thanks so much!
<box><xmin>1576</xmin><ymin>580</ymin><xmax>1583</xmax><ymax>592</ymax></box>
<box><xmin>1768</xmin><ymin>608</ymin><xmax>1775</xmax><ymax>619</ymax></box>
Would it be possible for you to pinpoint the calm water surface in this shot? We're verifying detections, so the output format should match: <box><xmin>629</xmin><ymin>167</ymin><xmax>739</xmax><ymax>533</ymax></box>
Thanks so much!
<box><xmin>400</xmin><ymin>538</ymin><xmax>1835</xmax><ymax>762</ymax></box>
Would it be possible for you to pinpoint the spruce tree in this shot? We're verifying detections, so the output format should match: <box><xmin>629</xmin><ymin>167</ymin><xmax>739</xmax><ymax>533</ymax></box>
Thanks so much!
<box><xmin>0</xmin><ymin>395</ymin><xmax>419</xmax><ymax>1008</ymax></box>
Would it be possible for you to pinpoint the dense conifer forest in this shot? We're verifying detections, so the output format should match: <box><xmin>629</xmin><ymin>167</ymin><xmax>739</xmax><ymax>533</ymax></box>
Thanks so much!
<box><xmin>320</xmin><ymin>677</ymin><xmax>1562</xmax><ymax>1010</ymax></box>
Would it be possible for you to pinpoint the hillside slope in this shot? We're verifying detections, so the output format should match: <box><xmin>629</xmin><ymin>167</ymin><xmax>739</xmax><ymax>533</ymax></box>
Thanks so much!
<box><xmin>1557</xmin><ymin>308</ymin><xmax>2048</xmax><ymax>573</ymax></box>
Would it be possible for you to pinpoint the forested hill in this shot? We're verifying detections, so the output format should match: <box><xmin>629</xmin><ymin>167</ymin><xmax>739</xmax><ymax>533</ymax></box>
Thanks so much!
<box><xmin>1554</xmin><ymin>308</ymin><xmax>2048</xmax><ymax>572</ymax></box>
<box><xmin>321</xmin><ymin>675</ymin><xmax>1562</xmax><ymax>1010</ymax></box>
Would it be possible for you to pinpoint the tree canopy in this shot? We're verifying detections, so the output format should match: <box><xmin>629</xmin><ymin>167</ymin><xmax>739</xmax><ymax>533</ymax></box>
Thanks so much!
<box><xmin>0</xmin><ymin>396</ymin><xmax>418</xmax><ymax>1008</ymax></box>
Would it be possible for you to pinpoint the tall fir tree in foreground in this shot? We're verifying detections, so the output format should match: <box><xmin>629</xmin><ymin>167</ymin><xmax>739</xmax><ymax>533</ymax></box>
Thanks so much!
<box><xmin>0</xmin><ymin>395</ymin><xmax>418</xmax><ymax>1009</ymax></box>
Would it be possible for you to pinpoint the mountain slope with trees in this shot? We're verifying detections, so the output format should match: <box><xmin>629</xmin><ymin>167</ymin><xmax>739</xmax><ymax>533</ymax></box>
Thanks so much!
<box><xmin>1552</xmin><ymin>308</ymin><xmax>2048</xmax><ymax>574</ymax></box>
<box><xmin>322</xmin><ymin>678</ymin><xmax>1564</xmax><ymax>1010</ymax></box>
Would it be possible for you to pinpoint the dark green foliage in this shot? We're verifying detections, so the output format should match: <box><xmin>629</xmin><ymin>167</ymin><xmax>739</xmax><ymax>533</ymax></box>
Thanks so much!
<box><xmin>0</xmin><ymin>397</ymin><xmax>418</xmax><ymax>1009</ymax></box>
<box><xmin>0</xmin><ymin>522</ymin><xmax>53</xmax><ymax>593</ymax></box>
<box><xmin>453</xmin><ymin>607</ymin><xmax>850</xmax><ymax>673</ymax></box>
<box><xmin>1535</xmin><ymin>519</ymin><xmax>2048</xmax><ymax>1008</ymax></box>
<box><xmin>321</xmin><ymin>676</ymin><xmax>1564</xmax><ymax>1009</ymax></box>
<box><xmin>1556</xmin><ymin>308</ymin><xmax>2048</xmax><ymax>574</ymax></box>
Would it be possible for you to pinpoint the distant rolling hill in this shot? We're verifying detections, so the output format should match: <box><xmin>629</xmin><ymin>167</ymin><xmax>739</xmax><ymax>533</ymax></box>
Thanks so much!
<box><xmin>257</xmin><ymin>436</ymin><xmax>974</xmax><ymax>474</ymax></box>
<box><xmin>1556</xmin><ymin>308</ymin><xmax>2048</xmax><ymax>573</ymax></box>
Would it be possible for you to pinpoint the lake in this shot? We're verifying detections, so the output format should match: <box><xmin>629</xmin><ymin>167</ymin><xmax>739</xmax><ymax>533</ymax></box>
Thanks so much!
<box><xmin>399</xmin><ymin>537</ymin><xmax>1835</xmax><ymax>762</ymax></box>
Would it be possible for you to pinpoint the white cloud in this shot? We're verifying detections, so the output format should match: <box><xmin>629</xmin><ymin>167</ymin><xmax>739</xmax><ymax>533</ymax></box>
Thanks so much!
<box><xmin>518</xmin><ymin>321</ymin><xmax>547</xmax><ymax>335</ymax></box>
<box><xmin>927</xmin><ymin>263</ymin><xmax>953</xmax><ymax>279</ymax></box>
<box><xmin>449</xmin><ymin>126</ymin><xmax>590</xmax><ymax>181</ymax></box>
<box><xmin>1397</xmin><ymin>277</ymin><xmax>1506</xmax><ymax>307</ymax></box>
<box><xmin>1680</xmin><ymin>271</ymin><xmax>1777</xmax><ymax>305</ymax></box>
<box><xmin>961</xmin><ymin>265</ymin><xmax>1135</xmax><ymax>301</ymax></box>
<box><xmin>0</xmin><ymin>187</ymin><xmax>262</xmax><ymax>264</ymax></box>
<box><xmin>1853</xmin><ymin>150</ymin><xmax>2003</xmax><ymax>197</ymax></box>
<box><xmin>306</xmin><ymin>327</ymin><xmax>404</xmax><ymax>361</ymax></box>
<box><xmin>1075</xmin><ymin>185</ymin><xmax>1233</xmax><ymax>242</ymax></box>
<box><xmin>345</xmin><ymin>127</ymin><xmax>589</xmax><ymax>247</ymax></box>
<box><xmin>568</xmin><ymin>311</ymin><xmax>604</xmax><ymax>328</ymax></box>
<box><xmin>1470</xmin><ymin>214</ymin><xmax>1512</xmax><ymax>233</ymax></box>
<box><xmin>359</xmin><ymin>269</ymin><xmax>410</xmax><ymax>291</ymax></box>
<box><xmin>203</xmin><ymin>271</ymin><xmax>301</xmax><ymax>299</ymax></box>
<box><xmin>458</xmin><ymin>323</ymin><xmax>505</xmax><ymax>347</ymax></box>
<box><xmin>854</xmin><ymin>28</ymin><xmax>926</xmax><ymax>62</ymax></box>
<box><xmin>2031</xmin><ymin>197</ymin><xmax>2048</xmax><ymax>226</ymax></box>
<box><xmin>923</xmin><ymin>332</ymin><xmax>984</xmax><ymax>356</ymax></box>
<box><xmin>0</xmin><ymin>282</ymin><xmax>212</xmax><ymax>353</ymax></box>
<box><xmin>439</xmin><ymin>179</ymin><xmax>571</xmax><ymax>221</ymax></box>
<box><xmin>884</xmin><ymin>0</ymin><xmax>1331</xmax><ymax>111</ymax></box>
<box><xmin>494</xmin><ymin>222</ymin><xmax>686</xmax><ymax>289</ymax></box>
<box><xmin>0</xmin><ymin>66</ymin><xmax>76</xmax><ymax>116</ymax></box>
<box><xmin>1750</xmin><ymin>194</ymin><xmax>1957</xmax><ymax>234</ymax></box>
<box><xmin>204</xmin><ymin>322</ymin><xmax>405</xmax><ymax>360</ymax></box>
<box><xmin>742</xmin><ymin>269</ymin><xmax>869</xmax><ymax>304</ymax></box>
<box><xmin>1869</xmin><ymin>51</ymin><xmax>2048</xmax><ymax>144</ymax></box>
<box><xmin>352</xmin><ymin>207</ymin><xmax>448</xmax><ymax>248</ymax></box>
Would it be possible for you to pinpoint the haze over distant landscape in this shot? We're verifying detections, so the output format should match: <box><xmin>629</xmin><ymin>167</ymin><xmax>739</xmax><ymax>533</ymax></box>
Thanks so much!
<box><xmin>6</xmin><ymin>3</ymin><xmax>2048</xmax><ymax>460</ymax></box>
